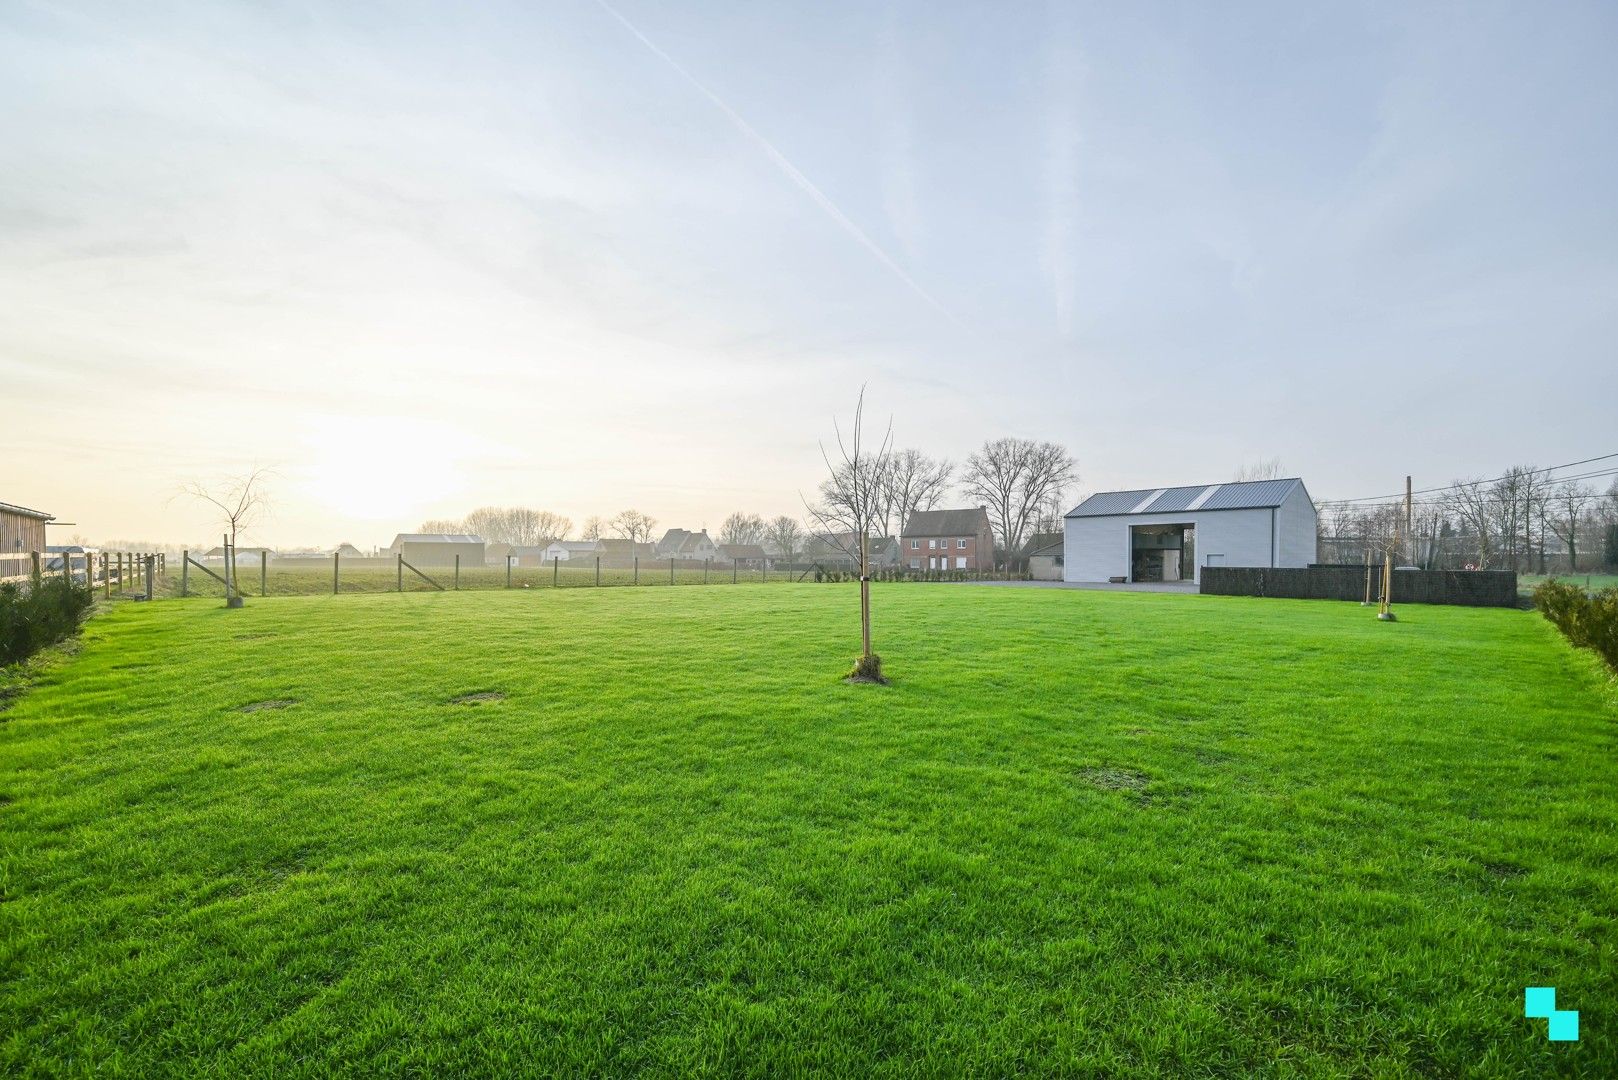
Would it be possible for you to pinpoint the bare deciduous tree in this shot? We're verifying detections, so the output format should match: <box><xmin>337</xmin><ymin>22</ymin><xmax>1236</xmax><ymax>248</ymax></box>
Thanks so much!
<box><xmin>1444</xmin><ymin>479</ymin><xmax>1495</xmax><ymax>568</ymax></box>
<box><xmin>461</xmin><ymin>507</ymin><xmax>572</xmax><ymax>546</ymax></box>
<box><xmin>806</xmin><ymin>388</ymin><xmax>893</xmax><ymax>682</ymax></box>
<box><xmin>879</xmin><ymin>449</ymin><xmax>953</xmax><ymax>537</ymax></box>
<box><xmin>719</xmin><ymin>512</ymin><xmax>766</xmax><ymax>547</ymax></box>
<box><xmin>1233</xmin><ymin>458</ymin><xmax>1284</xmax><ymax>482</ymax></box>
<box><xmin>611</xmin><ymin>509</ymin><xmax>658</xmax><ymax>552</ymax></box>
<box><xmin>765</xmin><ymin>515</ymin><xmax>803</xmax><ymax>572</ymax></box>
<box><xmin>182</xmin><ymin>467</ymin><xmax>272</xmax><ymax>604</ymax></box>
<box><xmin>580</xmin><ymin>515</ymin><xmax>606</xmax><ymax>542</ymax></box>
<box><xmin>1546</xmin><ymin>481</ymin><xmax>1595</xmax><ymax>573</ymax></box>
<box><xmin>417</xmin><ymin>518</ymin><xmax>466</xmax><ymax>534</ymax></box>
<box><xmin>959</xmin><ymin>438</ymin><xmax>1077</xmax><ymax>569</ymax></box>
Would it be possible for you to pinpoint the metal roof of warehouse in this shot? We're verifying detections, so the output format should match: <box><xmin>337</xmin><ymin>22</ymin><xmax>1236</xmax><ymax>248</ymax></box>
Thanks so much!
<box><xmin>1066</xmin><ymin>478</ymin><xmax>1307</xmax><ymax>518</ymax></box>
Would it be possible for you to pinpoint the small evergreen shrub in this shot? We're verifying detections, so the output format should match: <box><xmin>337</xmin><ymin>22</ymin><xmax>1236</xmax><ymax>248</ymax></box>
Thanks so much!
<box><xmin>1</xmin><ymin>577</ymin><xmax>96</xmax><ymax>667</ymax></box>
<box><xmin>1534</xmin><ymin>579</ymin><xmax>1618</xmax><ymax>673</ymax></box>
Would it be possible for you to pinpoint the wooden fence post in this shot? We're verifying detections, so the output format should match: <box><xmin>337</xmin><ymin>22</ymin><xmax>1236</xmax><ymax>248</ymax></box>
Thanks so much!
<box><xmin>145</xmin><ymin>556</ymin><xmax>154</xmax><ymax>602</ymax></box>
<box><xmin>595</xmin><ymin>556</ymin><xmax>600</xmax><ymax>586</ymax></box>
<box><xmin>261</xmin><ymin>550</ymin><xmax>268</xmax><ymax>597</ymax></box>
<box><xmin>181</xmin><ymin>551</ymin><xmax>189</xmax><ymax>597</ymax></box>
<box><xmin>704</xmin><ymin>558</ymin><xmax>709</xmax><ymax>585</ymax></box>
<box><xmin>553</xmin><ymin>556</ymin><xmax>559</xmax><ymax>588</ymax></box>
<box><xmin>670</xmin><ymin>558</ymin><xmax>675</xmax><ymax>584</ymax></box>
<box><xmin>103</xmin><ymin>554</ymin><xmax>111</xmax><ymax>598</ymax></box>
<box><xmin>634</xmin><ymin>556</ymin><xmax>638</xmax><ymax>585</ymax></box>
<box><xmin>506</xmin><ymin>554</ymin><xmax>512</xmax><ymax>588</ymax></box>
<box><xmin>455</xmin><ymin>554</ymin><xmax>460</xmax><ymax>591</ymax></box>
<box><xmin>397</xmin><ymin>553</ymin><xmax>403</xmax><ymax>592</ymax></box>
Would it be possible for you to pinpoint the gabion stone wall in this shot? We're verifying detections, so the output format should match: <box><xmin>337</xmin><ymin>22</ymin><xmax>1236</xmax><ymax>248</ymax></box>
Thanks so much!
<box><xmin>1199</xmin><ymin>566</ymin><xmax>1519</xmax><ymax>607</ymax></box>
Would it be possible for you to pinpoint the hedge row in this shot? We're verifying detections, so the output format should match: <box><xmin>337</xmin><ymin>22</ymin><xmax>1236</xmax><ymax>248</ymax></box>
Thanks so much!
<box><xmin>0</xmin><ymin>577</ymin><xmax>96</xmax><ymax>667</ymax></box>
<box><xmin>1533</xmin><ymin>579</ymin><xmax>1618</xmax><ymax>673</ymax></box>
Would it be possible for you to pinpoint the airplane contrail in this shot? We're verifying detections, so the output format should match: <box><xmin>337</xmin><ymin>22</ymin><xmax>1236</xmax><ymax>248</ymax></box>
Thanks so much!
<box><xmin>592</xmin><ymin>0</ymin><xmax>958</xmax><ymax>324</ymax></box>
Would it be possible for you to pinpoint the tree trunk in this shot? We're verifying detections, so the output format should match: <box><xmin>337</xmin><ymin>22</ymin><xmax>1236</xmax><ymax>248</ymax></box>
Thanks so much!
<box><xmin>859</xmin><ymin>532</ymin><xmax>871</xmax><ymax>658</ymax></box>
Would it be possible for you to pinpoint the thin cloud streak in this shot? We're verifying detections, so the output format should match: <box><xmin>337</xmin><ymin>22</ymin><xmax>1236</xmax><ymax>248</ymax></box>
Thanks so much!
<box><xmin>592</xmin><ymin>0</ymin><xmax>960</xmax><ymax>326</ymax></box>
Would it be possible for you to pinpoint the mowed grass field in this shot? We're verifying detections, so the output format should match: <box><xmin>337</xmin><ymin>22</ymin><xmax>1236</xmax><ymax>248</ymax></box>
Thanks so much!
<box><xmin>2</xmin><ymin>586</ymin><xmax>1614</xmax><ymax>1077</ymax></box>
<box><xmin>1520</xmin><ymin>573</ymin><xmax>1618</xmax><ymax>596</ymax></box>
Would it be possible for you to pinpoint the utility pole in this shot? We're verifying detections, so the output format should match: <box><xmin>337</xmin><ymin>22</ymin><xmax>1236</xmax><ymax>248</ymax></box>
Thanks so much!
<box><xmin>1404</xmin><ymin>476</ymin><xmax>1414</xmax><ymax>566</ymax></box>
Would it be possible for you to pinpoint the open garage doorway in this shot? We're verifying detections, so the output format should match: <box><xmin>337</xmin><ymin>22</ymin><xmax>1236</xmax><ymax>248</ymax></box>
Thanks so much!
<box><xmin>1130</xmin><ymin>524</ymin><xmax>1196</xmax><ymax>583</ymax></box>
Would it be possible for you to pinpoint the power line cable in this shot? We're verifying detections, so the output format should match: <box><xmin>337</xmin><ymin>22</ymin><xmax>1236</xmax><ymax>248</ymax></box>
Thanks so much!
<box><xmin>1327</xmin><ymin>453</ymin><xmax>1618</xmax><ymax>504</ymax></box>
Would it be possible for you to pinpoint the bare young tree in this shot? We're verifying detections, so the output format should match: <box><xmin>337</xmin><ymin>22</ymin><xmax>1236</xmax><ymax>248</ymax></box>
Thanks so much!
<box><xmin>182</xmin><ymin>467</ymin><xmax>271</xmax><ymax>605</ymax></box>
<box><xmin>1546</xmin><ymin>481</ymin><xmax>1595</xmax><ymax>573</ymax></box>
<box><xmin>879</xmin><ymin>449</ymin><xmax>953</xmax><ymax>537</ymax></box>
<box><xmin>805</xmin><ymin>388</ymin><xmax>893</xmax><ymax>682</ymax></box>
<box><xmin>580</xmin><ymin>515</ymin><xmax>606</xmax><ymax>542</ymax></box>
<box><xmin>611</xmin><ymin>509</ymin><xmax>658</xmax><ymax>553</ymax></box>
<box><xmin>765</xmin><ymin>515</ymin><xmax>803</xmax><ymax>572</ymax></box>
<box><xmin>1233</xmin><ymin>458</ymin><xmax>1284</xmax><ymax>482</ymax></box>
<box><xmin>417</xmin><ymin>518</ymin><xmax>466</xmax><ymax>534</ymax></box>
<box><xmin>959</xmin><ymin>438</ymin><xmax>1078</xmax><ymax>570</ymax></box>
<box><xmin>719</xmin><ymin>512</ymin><xmax>766</xmax><ymax>546</ymax></box>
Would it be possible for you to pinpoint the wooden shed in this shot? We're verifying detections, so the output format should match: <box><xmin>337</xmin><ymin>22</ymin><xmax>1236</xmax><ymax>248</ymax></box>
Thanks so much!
<box><xmin>1</xmin><ymin>500</ymin><xmax>54</xmax><ymax>580</ymax></box>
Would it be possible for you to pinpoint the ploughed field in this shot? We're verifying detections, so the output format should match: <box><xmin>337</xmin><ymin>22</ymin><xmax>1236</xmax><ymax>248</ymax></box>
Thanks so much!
<box><xmin>2</xmin><ymin>585</ymin><xmax>1614</xmax><ymax>1076</ymax></box>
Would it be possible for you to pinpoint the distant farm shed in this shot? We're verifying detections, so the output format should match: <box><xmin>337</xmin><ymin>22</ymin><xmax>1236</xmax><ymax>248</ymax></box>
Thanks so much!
<box><xmin>388</xmin><ymin>533</ymin><xmax>486</xmax><ymax>568</ymax></box>
<box><xmin>1022</xmin><ymin>533</ymin><xmax>1064</xmax><ymax>581</ymax></box>
<box><xmin>1064</xmin><ymin>478</ymin><xmax>1317</xmax><ymax>584</ymax></box>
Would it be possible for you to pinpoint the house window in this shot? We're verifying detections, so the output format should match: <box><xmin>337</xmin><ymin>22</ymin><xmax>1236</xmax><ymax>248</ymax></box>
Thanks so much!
<box><xmin>910</xmin><ymin>539</ymin><xmax>919</xmax><ymax>550</ymax></box>
<box><xmin>909</xmin><ymin>559</ymin><xmax>920</xmax><ymax>569</ymax></box>
<box><xmin>928</xmin><ymin>539</ymin><xmax>936</xmax><ymax>549</ymax></box>
<box><xmin>956</xmin><ymin>557</ymin><xmax>966</xmax><ymax>569</ymax></box>
<box><xmin>957</xmin><ymin>538</ymin><xmax>967</xmax><ymax>549</ymax></box>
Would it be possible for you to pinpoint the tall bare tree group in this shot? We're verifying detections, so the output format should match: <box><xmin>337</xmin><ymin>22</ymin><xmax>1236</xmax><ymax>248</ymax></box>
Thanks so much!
<box><xmin>1316</xmin><ymin>466</ymin><xmax>1618</xmax><ymax>572</ymax></box>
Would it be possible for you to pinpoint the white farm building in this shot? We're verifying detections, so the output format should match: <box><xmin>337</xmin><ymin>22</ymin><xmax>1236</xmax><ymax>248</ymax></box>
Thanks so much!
<box><xmin>1064</xmin><ymin>478</ymin><xmax>1317</xmax><ymax>584</ymax></box>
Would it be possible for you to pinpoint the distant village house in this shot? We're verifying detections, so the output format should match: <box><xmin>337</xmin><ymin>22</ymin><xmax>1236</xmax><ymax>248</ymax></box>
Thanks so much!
<box><xmin>901</xmin><ymin>508</ymin><xmax>996</xmax><ymax>571</ymax></box>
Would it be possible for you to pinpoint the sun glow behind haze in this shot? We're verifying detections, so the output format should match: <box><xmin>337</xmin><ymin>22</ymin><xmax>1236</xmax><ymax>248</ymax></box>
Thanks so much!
<box><xmin>295</xmin><ymin>416</ymin><xmax>501</xmax><ymax>526</ymax></box>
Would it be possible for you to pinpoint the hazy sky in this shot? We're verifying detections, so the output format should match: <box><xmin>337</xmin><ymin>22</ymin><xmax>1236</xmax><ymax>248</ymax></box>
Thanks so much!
<box><xmin>4</xmin><ymin>1</ymin><xmax>1615</xmax><ymax>547</ymax></box>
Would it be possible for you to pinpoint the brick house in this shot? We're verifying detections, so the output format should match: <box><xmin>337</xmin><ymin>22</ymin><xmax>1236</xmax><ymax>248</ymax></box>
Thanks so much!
<box><xmin>901</xmin><ymin>508</ymin><xmax>996</xmax><ymax>571</ymax></box>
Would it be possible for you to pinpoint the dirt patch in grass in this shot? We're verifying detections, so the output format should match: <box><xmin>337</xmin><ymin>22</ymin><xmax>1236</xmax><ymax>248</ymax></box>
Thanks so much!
<box><xmin>449</xmin><ymin>692</ymin><xmax>506</xmax><ymax>705</ymax></box>
<box><xmin>1078</xmin><ymin>766</ymin><xmax>1150</xmax><ymax>792</ymax></box>
<box><xmin>238</xmin><ymin>699</ymin><xmax>297</xmax><ymax>713</ymax></box>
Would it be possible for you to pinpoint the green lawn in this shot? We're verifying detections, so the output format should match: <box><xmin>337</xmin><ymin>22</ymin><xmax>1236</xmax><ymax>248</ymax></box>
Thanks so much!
<box><xmin>2</xmin><ymin>586</ymin><xmax>1614</xmax><ymax>1076</ymax></box>
<box><xmin>1520</xmin><ymin>573</ymin><xmax>1618</xmax><ymax>596</ymax></box>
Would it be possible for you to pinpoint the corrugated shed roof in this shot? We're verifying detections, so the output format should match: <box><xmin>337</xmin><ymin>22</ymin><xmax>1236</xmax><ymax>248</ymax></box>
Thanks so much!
<box><xmin>391</xmin><ymin>533</ymin><xmax>484</xmax><ymax>544</ymax></box>
<box><xmin>1064</xmin><ymin>489</ymin><xmax>1159</xmax><ymax>517</ymax></box>
<box><xmin>1067</xmin><ymin>479</ymin><xmax>1305</xmax><ymax>517</ymax></box>
<box><xmin>1140</xmin><ymin>485</ymin><xmax>1214</xmax><ymax>513</ymax></box>
<box><xmin>0</xmin><ymin>501</ymin><xmax>54</xmax><ymax>521</ymax></box>
<box><xmin>1022</xmin><ymin>532</ymin><xmax>1064</xmax><ymax>555</ymax></box>
<box><xmin>902</xmin><ymin>508</ymin><xmax>990</xmax><ymax>536</ymax></box>
<box><xmin>1197</xmin><ymin>478</ymin><xmax>1302</xmax><ymax>510</ymax></box>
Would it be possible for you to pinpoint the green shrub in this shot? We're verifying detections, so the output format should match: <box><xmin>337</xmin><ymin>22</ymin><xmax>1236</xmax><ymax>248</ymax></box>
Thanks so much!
<box><xmin>0</xmin><ymin>577</ymin><xmax>96</xmax><ymax>667</ymax></box>
<box><xmin>1534</xmin><ymin>579</ymin><xmax>1618</xmax><ymax>672</ymax></box>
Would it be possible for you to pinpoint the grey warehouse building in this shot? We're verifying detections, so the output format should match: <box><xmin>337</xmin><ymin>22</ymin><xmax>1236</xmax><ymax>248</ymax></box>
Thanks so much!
<box><xmin>1064</xmin><ymin>478</ymin><xmax>1317</xmax><ymax>584</ymax></box>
